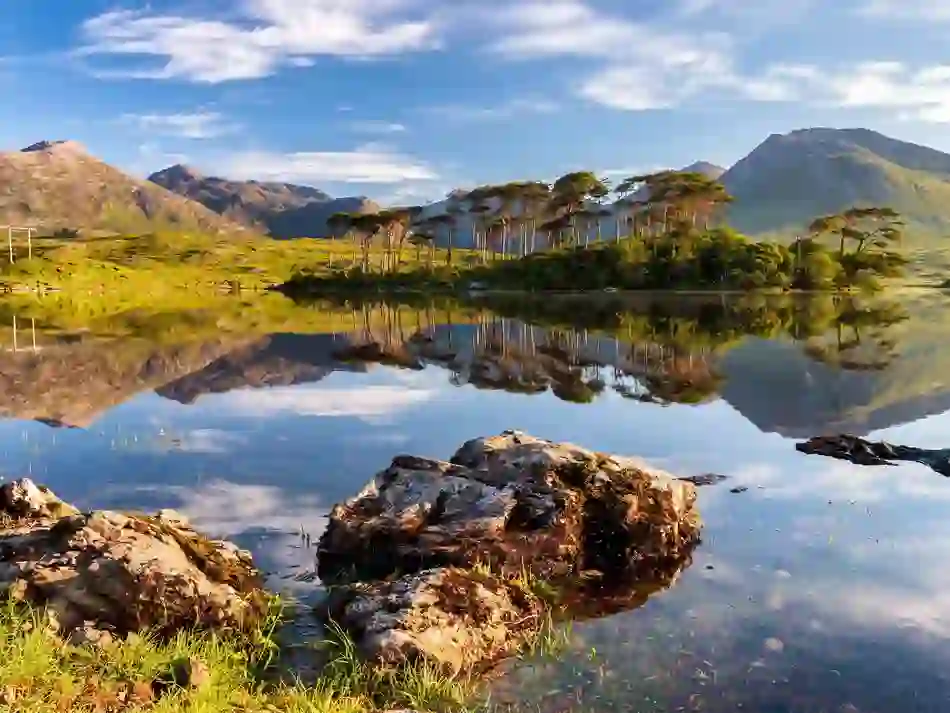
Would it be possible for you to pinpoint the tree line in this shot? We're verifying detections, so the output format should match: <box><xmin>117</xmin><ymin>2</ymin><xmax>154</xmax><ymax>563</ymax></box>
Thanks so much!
<box><xmin>320</xmin><ymin>169</ymin><xmax>906</xmax><ymax>291</ymax></box>
<box><xmin>327</xmin><ymin>169</ymin><xmax>735</xmax><ymax>271</ymax></box>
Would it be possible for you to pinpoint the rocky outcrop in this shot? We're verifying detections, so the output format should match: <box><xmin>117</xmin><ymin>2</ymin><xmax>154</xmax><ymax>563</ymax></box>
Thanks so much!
<box><xmin>0</xmin><ymin>479</ymin><xmax>266</xmax><ymax>641</ymax></box>
<box><xmin>797</xmin><ymin>434</ymin><xmax>950</xmax><ymax>477</ymax></box>
<box><xmin>319</xmin><ymin>431</ymin><xmax>700</xmax><ymax>585</ymax></box>
<box><xmin>325</xmin><ymin>567</ymin><xmax>544</xmax><ymax>673</ymax></box>
<box><xmin>317</xmin><ymin>431</ymin><xmax>701</xmax><ymax>670</ymax></box>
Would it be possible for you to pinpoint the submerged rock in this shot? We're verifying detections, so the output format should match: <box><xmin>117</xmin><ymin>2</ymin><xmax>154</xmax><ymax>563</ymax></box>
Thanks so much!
<box><xmin>319</xmin><ymin>430</ymin><xmax>701</xmax><ymax>585</ymax></box>
<box><xmin>797</xmin><ymin>435</ymin><xmax>950</xmax><ymax>477</ymax></box>
<box><xmin>678</xmin><ymin>473</ymin><xmax>729</xmax><ymax>487</ymax></box>
<box><xmin>317</xmin><ymin>431</ymin><xmax>701</xmax><ymax>671</ymax></box>
<box><xmin>0</xmin><ymin>479</ymin><xmax>267</xmax><ymax>641</ymax></box>
<box><xmin>324</xmin><ymin>566</ymin><xmax>543</xmax><ymax>673</ymax></box>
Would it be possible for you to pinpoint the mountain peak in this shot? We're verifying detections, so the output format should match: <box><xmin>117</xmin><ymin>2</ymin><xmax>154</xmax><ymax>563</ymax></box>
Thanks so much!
<box><xmin>721</xmin><ymin>126</ymin><xmax>950</xmax><ymax>236</ymax></box>
<box><xmin>148</xmin><ymin>164</ymin><xmax>203</xmax><ymax>184</ymax></box>
<box><xmin>21</xmin><ymin>140</ymin><xmax>87</xmax><ymax>155</ymax></box>
<box><xmin>681</xmin><ymin>161</ymin><xmax>726</xmax><ymax>179</ymax></box>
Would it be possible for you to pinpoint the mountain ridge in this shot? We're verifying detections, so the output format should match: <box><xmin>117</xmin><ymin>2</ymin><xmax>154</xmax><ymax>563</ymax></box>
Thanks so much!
<box><xmin>148</xmin><ymin>165</ymin><xmax>380</xmax><ymax>239</ymax></box>
<box><xmin>3</xmin><ymin>127</ymin><xmax>949</xmax><ymax>243</ymax></box>
<box><xmin>0</xmin><ymin>142</ymin><xmax>252</xmax><ymax>236</ymax></box>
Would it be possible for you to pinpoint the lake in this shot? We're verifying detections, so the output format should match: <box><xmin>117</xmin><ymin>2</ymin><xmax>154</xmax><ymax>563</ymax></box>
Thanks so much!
<box><xmin>3</xmin><ymin>291</ymin><xmax>950</xmax><ymax>712</ymax></box>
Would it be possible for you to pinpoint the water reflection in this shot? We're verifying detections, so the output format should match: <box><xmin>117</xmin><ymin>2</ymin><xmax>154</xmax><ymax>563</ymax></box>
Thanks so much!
<box><xmin>1</xmin><ymin>293</ymin><xmax>950</xmax><ymax>711</ymax></box>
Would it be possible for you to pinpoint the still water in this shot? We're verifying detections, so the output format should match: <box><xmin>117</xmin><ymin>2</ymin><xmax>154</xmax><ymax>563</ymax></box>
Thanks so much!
<box><xmin>2</xmin><ymin>293</ymin><xmax>950</xmax><ymax>712</ymax></box>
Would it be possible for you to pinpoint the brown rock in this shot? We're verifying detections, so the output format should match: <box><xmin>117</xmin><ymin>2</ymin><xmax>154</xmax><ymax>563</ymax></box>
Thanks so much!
<box><xmin>0</xmin><ymin>478</ymin><xmax>266</xmax><ymax>641</ymax></box>
<box><xmin>0</xmin><ymin>479</ymin><xmax>78</xmax><ymax>521</ymax></box>
<box><xmin>324</xmin><ymin>566</ymin><xmax>544</xmax><ymax>673</ymax></box>
<box><xmin>318</xmin><ymin>431</ymin><xmax>701</xmax><ymax>585</ymax></box>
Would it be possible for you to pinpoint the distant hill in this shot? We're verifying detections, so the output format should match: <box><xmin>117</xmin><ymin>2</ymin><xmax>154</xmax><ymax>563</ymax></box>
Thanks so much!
<box><xmin>0</xmin><ymin>141</ymin><xmax>250</xmax><ymax>236</ymax></box>
<box><xmin>721</xmin><ymin>128</ymin><xmax>950</xmax><ymax>239</ymax></box>
<box><xmin>149</xmin><ymin>165</ymin><xmax>380</xmax><ymax>239</ymax></box>
<box><xmin>680</xmin><ymin>161</ymin><xmax>727</xmax><ymax>180</ymax></box>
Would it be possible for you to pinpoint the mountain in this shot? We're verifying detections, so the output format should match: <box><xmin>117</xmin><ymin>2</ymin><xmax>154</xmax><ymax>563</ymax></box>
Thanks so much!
<box><xmin>148</xmin><ymin>165</ymin><xmax>380</xmax><ymax>239</ymax></box>
<box><xmin>0</xmin><ymin>141</ymin><xmax>250</xmax><ymax>236</ymax></box>
<box><xmin>156</xmin><ymin>333</ymin><xmax>364</xmax><ymax>404</ymax></box>
<box><xmin>680</xmin><ymin>161</ymin><xmax>727</xmax><ymax>179</ymax></box>
<box><xmin>721</xmin><ymin>128</ymin><xmax>950</xmax><ymax>238</ymax></box>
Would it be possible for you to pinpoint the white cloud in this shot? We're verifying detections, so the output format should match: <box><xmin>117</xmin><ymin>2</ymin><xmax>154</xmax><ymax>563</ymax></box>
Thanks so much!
<box><xmin>119</xmin><ymin>111</ymin><xmax>235</xmax><ymax>139</ymax></box>
<box><xmin>215</xmin><ymin>384</ymin><xmax>434</xmax><ymax>419</ymax></box>
<box><xmin>760</xmin><ymin>61</ymin><xmax>950</xmax><ymax>124</ymax></box>
<box><xmin>216</xmin><ymin>145</ymin><xmax>438</xmax><ymax>183</ymax></box>
<box><xmin>348</xmin><ymin>120</ymin><xmax>408</xmax><ymax>134</ymax></box>
<box><xmin>425</xmin><ymin>97</ymin><xmax>559</xmax><ymax>121</ymax></box>
<box><xmin>481</xmin><ymin>0</ymin><xmax>950</xmax><ymax>122</ymax></box>
<box><xmin>485</xmin><ymin>0</ymin><xmax>756</xmax><ymax>110</ymax></box>
<box><xmin>79</xmin><ymin>0</ymin><xmax>440</xmax><ymax>83</ymax></box>
<box><xmin>859</xmin><ymin>0</ymin><xmax>950</xmax><ymax>20</ymax></box>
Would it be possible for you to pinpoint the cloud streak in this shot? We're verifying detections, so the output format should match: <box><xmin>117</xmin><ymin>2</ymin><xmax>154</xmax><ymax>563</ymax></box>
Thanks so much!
<box><xmin>79</xmin><ymin>1</ymin><xmax>440</xmax><ymax>83</ymax></box>
<box><xmin>119</xmin><ymin>111</ymin><xmax>236</xmax><ymax>139</ymax></box>
<box><xmin>216</xmin><ymin>146</ymin><xmax>438</xmax><ymax>183</ymax></box>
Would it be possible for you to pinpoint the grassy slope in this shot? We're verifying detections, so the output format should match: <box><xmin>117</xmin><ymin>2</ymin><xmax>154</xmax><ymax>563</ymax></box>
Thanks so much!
<box><xmin>733</xmin><ymin>148</ymin><xmax>950</xmax><ymax>250</ymax></box>
<box><xmin>0</xmin><ymin>232</ymin><xmax>476</xmax><ymax>303</ymax></box>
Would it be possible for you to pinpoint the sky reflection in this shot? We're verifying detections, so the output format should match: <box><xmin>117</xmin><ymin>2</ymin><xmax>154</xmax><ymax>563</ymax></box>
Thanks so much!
<box><xmin>0</xmin><ymin>315</ymin><xmax>949</xmax><ymax>711</ymax></box>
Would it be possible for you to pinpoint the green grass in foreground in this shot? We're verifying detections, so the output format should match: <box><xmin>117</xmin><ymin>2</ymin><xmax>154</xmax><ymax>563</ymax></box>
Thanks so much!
<box><xmin>0</xmin><ymin>596</ymin><xmax>569</xmax><ymax>712</ymax></box>
<box><xmin>0</xmin><ymin>600</ymin><xmax>470</xmax><ymax>712</ymax></box>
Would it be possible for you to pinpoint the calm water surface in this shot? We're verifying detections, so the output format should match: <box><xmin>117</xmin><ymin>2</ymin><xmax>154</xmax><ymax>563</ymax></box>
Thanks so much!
<box><xmin>2</xmin><ymin>293</ymin><xmax>950</xmax><ymax>712</ymax></box>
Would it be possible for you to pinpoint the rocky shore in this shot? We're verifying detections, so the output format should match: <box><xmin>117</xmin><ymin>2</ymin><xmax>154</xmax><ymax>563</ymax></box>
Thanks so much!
<box><xmin>0</xmin><ymin>478</ymin><xmax>267</xmax><ymax>644</ymax></box>
<box><xmin>0</xmin><ymin>431</ymin><xmax>702</xmax><ymax>684</ymax></box>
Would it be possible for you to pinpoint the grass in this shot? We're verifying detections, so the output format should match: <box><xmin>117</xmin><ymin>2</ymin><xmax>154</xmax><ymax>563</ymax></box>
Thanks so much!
<box><xmin>0</xmin><ymin>578</ymin><xmax>572</xmax><ymax>713</ymax></box>
<box><xmin>0</xmin><ymin>599</ymin><xmax>482</xmax><ymax>713</ymax></box>
<box><xmin>0</xmin><ymin>232</ymin><xmax>479</xmax><ymax>297</ymax></box>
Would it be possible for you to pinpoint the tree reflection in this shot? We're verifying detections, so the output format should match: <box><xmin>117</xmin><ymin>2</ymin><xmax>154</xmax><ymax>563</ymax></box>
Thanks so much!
<box><xmin>312</xmin><ymin>293</ymin><xmax>909</xmax><ymax>406</ymax></box>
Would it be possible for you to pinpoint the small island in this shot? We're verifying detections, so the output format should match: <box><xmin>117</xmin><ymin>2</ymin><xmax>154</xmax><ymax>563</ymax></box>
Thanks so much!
<box><xmin>278</xmin><ymin>171</ymin><xmax>908</xmax><ymax>296</ymax></box>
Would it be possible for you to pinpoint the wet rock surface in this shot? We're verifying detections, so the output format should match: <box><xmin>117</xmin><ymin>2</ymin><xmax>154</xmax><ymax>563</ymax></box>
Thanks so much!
<box><xmin>318</xmin><ymin>431</ymin><xmax>702</xmax><ymax>670</ymax></box>
<box><xmin>797</xmin><ymin>434</ymin><xmax>950</xmax><ymax>477</ymax></box>
<box><xmin>0</xmin><ymin>478</ymin><xmax>267</xmax><ymax>641</ymax></box>
<box><xmin>324</xmin><ymin>566</ymin><xmax>544</xmax><ymax>673</ymax></box>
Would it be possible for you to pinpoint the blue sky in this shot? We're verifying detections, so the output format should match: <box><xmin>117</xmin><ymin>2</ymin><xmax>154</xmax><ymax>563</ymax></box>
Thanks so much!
<box><xmin>1</xmin><ymin>0</ymin><xmax>949</xmax><ymax>203</ymax></box>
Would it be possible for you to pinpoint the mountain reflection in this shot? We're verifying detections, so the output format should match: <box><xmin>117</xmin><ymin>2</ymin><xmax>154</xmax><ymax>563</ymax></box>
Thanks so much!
<box><xmin>0</xmin><ymin>292</ymin><xmax>945</xmax><ymax>435</ymax></box>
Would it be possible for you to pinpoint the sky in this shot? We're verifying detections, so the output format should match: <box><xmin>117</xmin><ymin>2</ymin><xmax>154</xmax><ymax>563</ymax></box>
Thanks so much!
<box><xmin>1</xmin><ymin>0</ymin><xmax>949</xmax><ymax>204</ymax></box>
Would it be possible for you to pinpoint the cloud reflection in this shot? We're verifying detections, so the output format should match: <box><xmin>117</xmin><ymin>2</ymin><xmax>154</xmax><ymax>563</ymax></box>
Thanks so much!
<box><xmin>213</xmin><ymin>384</ymin><xmax>434</xmax><ymax>422</ymax></box>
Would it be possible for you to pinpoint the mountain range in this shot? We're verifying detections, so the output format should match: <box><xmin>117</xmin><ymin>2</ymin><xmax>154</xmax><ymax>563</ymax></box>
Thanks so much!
<box><xmin>147</xmin><ymin>165</ymin><xmax>380</xmax><ymax>238</ymax></box>
<box><xmin>0</xmin><ymin>141</ymin><xmax>250</xmax><ymax>236</ymax></box>
<box><xmin>1</xmin><ymin>128</ymin><xmax>949</xmax><ymax>243</ymax></box>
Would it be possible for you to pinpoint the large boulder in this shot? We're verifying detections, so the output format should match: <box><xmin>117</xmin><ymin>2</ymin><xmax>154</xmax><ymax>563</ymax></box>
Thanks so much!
<box><xmin>318</xmin><ymin>431</ymin><xmax>701</xmax><ymax>586</ymax></box>
<box><xmin>0</xmin><ymin>479</ymin><xmax>266</xmax><ymax>640</ymax></box>
<box><xmin>317</xmin><ymin>432</ymin><xmax>702</xmax><ymax>672</ymax></box>
<box><xmin>324</xmin><ymin>566</ymin><xmax>544</xmax><ymax>673</ymax></box>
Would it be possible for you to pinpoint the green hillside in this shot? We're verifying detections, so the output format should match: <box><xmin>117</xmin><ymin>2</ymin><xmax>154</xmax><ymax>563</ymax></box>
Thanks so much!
<box><xmin>723</xmin><ymin>128</ymin><xmax>950</xmax><ymax>249</ymax></box>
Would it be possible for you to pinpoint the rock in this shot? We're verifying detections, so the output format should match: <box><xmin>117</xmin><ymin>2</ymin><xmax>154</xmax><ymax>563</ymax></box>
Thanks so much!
<box><xmin>679</xmin><ymin>473</ymin><xmax>729</xmax><ymax>487</ymax></box>
<box><xmin>796</xmin><ymin>435</ymin><xmax>950</xmax><ymax>477</ymax></box>
<box><xmin>156</xmin><ymin>509</ymin><xmax>190</xmax><ymax>527</ymax></box>
<box><xmin>319</xmin><ymin>431</ymin><xmax>701</xmax><ymax>585</ymax></box>
<box><xmin>0</xmin><ymin>478</ymin><xmax>266</xmax><ymax>640</ymax></box>
<box><xmin>324</xmin><ymin>566</ymin><xmax>543</xmax><ymax>673</ymax></box>
<box><xmin>68</xmin><ymin>622</ymin><xmax>116</xmax><ymax>649</ymax></box>
<box><xmin>0</xmin><ymin>479</ymin><xmax>78</xmax><ymax>521</ymax></box>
